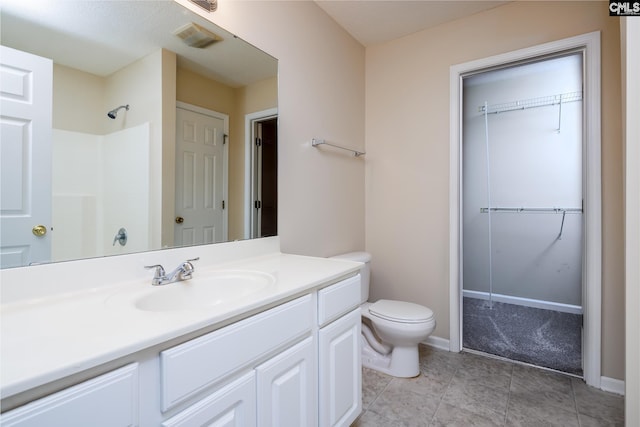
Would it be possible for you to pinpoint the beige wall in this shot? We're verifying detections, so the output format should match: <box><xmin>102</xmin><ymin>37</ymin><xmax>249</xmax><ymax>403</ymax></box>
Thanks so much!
<box><xmin>175</xmin><ymin>0</ymin><xmax>366</xmax><ymax>256</ymax></box>
<box><xmin>177</xmin><ymin>67</ymin><xmax>236</xmax><ymax>114</ymax></box>
<box><xmin>52</xmin><ymin>64</ymin><xmax>104</xmax><ymax>134</ymax></box>
<box><xmin>365</xmin><ymin>1</ymin><xmax>623</xmax><ymax>380</ymax></box>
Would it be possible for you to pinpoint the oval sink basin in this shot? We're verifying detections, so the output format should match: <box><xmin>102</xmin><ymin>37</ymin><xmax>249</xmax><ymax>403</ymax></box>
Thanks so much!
<box><xmin>108</xmin><ymin>270</ymin><xmax>276</xmax><ymax>312</ymax></box>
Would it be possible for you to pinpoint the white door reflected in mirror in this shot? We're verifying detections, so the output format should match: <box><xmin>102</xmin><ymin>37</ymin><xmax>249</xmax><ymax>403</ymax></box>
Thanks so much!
<box><xmin>0</xmin><ymin>46</ymin><xmax>53</xmax><ymax>268</ymax></box>
<box><xmin>175</xmin><ymin>105</ymin><xmax>228</xmax><ymax>246</ymax></box>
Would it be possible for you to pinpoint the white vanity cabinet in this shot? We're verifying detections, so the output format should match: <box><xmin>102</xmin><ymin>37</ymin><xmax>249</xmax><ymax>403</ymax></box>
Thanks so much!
<box><xmin>0</xmin><ymin>364</ymin><xmax>139</xmax><ymax>427</ymax></box>
<box><xmin>1</xmin><ymin>272</ymin><xmax>362</xmax><ymax>427</ymax></box>
<box><xmin>317</xmin><ymin>275</ymin><xmax>363</xmax><ymax>427</ymax></box>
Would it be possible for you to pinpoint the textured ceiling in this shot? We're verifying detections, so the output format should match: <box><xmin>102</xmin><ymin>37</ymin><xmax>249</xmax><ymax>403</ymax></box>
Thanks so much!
<box><xmin>315</xmin><ymin>1</ymin><xmax>509</xmax><ymax>46</ymax></box>
<box><xmin>0</xmin><ymin>0</ymin><xmax>276</xmax><ymax>87</ymax></box>
<box><xmin>0</xmin><ymin>0</ymin><xmax>511</xmax><ymax>84</ymax></box>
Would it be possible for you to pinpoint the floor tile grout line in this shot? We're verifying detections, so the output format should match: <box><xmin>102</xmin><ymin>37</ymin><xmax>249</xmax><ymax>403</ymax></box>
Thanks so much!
<box><xmin>361</xmin><ymin>374</ymin><xmax>394</xmax><ymax>423</ymax></box>
<box><xmin>427</xmin><ymin>355</ymin><xmax>463</xmax><ymax>425</ymax></box>
<box><xmin>571</xmin><ymin>378</ymin><xmax>584</xmax><ymax>427</ymax></box>
<box><xmin>503</xmin><ymin>363</ymin><xmax>514</xmax><ymax>427</ymax></box>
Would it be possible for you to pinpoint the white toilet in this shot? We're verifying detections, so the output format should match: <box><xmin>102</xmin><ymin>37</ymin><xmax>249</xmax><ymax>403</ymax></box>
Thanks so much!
<box><xmin>331</xmin><ymin>252</ymin><xmax>436</xmax><ymax>378</ymax></box>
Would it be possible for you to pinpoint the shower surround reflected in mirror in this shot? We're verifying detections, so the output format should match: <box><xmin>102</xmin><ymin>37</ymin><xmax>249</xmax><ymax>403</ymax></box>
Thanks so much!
<box><xmin>0</xmin><ymin>0</ymin><xmax>277</xmax><ymax>268</ymax></box>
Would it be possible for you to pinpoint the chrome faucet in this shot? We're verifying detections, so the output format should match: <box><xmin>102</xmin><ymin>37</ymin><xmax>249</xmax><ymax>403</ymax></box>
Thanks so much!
<box><xmin>144</xmin><ymin>257</ymin><xmax>199</xmax><ymax>286</ymax></box>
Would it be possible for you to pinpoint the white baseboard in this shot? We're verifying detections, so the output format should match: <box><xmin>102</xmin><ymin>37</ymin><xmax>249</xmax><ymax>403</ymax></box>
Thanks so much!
<box><xmin>463</xmin><ymin>289</ymin><xmax>583</xmax><ymax>315</ymax></box>
<box><xmin>600</xmin><ymin>376</ymin><xmax>625</xmax><ymax>395</ymax></box>
<box><xmin>423</xmin><ymin>336</ymin><xmax>450</xmax><ymax>351</ymax></box>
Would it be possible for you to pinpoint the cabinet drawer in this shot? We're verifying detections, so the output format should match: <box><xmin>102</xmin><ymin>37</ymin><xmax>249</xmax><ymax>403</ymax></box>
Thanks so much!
<box><xmin>317</xmin><ymin>275</ymin><xmax>361</xmax><ymax>327</ymax></box>
<box><xmin>161</xmin><ymin>295</ymin><xmax>313</xmax><ymax>411</ymax></box>
<box><xmin>162</xmin><ymin>371</ymin><xmax>256</xmax><ymax>427</ymax></box>
<box><xmin>1</xmin><ymin>364</ymin><xmax>139</xmax><ymax>427</ymax></box>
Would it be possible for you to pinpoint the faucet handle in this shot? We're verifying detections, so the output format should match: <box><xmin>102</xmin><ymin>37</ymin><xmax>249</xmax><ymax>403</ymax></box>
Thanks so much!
<box><xmin>180</xmin><ymin>257</ymin><xmax>199</xmax><ymax>279</ymax></box>
<box><xmin>144</xmin><ymin>264</ymin><xmax>165</xmax><ymax>277</ymax></box>
<box><xmin>144</xmin><ymin>264</ymin><xmax>166</xmax><ymax>286</ymax></box>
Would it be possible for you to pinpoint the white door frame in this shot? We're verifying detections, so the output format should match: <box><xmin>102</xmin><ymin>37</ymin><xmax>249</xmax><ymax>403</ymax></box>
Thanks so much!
<box><xmin>244</xmin><ymin>108</ymin><xmax>278</xmax><ymax>240</ymax></box>
<box><xmin>449</xmin><ymin>32</ymin><xmax>602</xmax><ymax>387</ymax></box>
<box><xmin>175</xmin><ymin>101</ymin><xmax>229</xmax><ymax>242</ymax></box>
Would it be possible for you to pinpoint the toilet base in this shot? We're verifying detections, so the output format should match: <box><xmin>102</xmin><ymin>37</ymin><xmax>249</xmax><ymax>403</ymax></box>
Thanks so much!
<box><xmin>361</xmin><ymin>335</ymin><xmax>420</xmax><ymax>378</ymax></box>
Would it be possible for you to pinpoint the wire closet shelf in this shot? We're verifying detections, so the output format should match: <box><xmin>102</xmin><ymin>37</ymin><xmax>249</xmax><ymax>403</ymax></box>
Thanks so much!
<box><xmin>478</xmin><ymin>91</ymin><xmax>583</xmax><ymax>115</ymax></box>
<box><xmin>479</xmin><ymin>207</ymin><xmax>583</xmax><ymax>214</ymax></box>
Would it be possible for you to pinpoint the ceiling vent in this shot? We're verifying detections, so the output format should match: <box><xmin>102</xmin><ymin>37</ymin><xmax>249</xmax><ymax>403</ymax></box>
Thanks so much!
<box><xmin>189</xmin><ymin>0</ymin><xmax>217</xmax><ymax>12</ymax></box>
<box><xmin>174</xmin><ymin>23</ymin><xmax>222</xmax><ymax>48</ymax></box>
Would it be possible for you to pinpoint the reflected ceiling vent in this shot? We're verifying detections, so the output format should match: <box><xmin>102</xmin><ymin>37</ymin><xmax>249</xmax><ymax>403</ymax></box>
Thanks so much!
<box><xmin>174</xmin><ymin>23</ymin><xmax>222</xmax><ymax>48</ymax></box>
<box><xmin>189</xmin><ymin>0</ymin><xmax>217</xmax><ymax>12</ymax></box>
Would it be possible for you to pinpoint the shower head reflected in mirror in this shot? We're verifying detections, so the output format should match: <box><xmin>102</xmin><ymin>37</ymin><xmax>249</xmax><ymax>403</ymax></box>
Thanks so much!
<box><xmin>107</xmin><ymin>104</ymin><xmax>129</xmax><ymax>119</ymax></box>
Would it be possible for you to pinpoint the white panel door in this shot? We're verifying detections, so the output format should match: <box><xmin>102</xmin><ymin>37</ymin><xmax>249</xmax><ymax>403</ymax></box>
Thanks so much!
<box><xmin>256</xmin><ymin>337</ymin><xmax>316</xmax><ymax>427</ymax></box>
<box><xmin>0</xmin><ymin>46</ymin><xmax>53</xmax><ymax>268</ymax></box>
<box><xmin>175</xmin><ymin>106</ymin><xmax>227</xmax><ymax>246</ymax></box>
<box><xmin>318</xmin><ymin>309</ymin><xmax>362</xmax><ymax>427</ymax></box>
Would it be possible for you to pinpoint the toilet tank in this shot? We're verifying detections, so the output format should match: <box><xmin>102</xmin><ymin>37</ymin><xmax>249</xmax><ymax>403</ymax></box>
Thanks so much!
<box><xmin>330</xmin><ymin>252</ymin><xmax>371</xmax><ymax>304</ymax></box>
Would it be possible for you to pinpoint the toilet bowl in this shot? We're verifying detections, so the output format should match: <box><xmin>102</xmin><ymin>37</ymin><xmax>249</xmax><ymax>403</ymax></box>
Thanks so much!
<box><xmin>331</xmin><ymin>252</ymin><xmax>436</xmax><ymax>378</ymax></box>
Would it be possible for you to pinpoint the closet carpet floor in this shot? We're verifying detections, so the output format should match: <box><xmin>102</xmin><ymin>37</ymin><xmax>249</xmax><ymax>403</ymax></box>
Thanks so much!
<box><xmin>462</xmin><ymin>297</ymin><xmax>583</xmax><ymax>375</ymax></box>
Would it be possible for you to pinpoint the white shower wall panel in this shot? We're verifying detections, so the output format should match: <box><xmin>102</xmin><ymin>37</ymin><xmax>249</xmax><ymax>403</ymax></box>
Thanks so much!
<box><xmin>52</xmin><ymin>129</ymin><xmax>101</xmax><ymax>262</ymax></box>
<box><xmin>51</xmin><ymin>124</ymin><xmax>150</xmax><ymax>261</ymax></box>
<box><xmin>102</xmin><ymin>123</ymin><xmax>150</xmax><ymax>256</ymax></box>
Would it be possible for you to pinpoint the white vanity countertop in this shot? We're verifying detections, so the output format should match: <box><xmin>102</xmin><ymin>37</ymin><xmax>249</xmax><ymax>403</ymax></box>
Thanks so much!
<box><xmin>0</xmin><ymin>251</ymin><xmax>360</xmax><ymax>400</ymax></box>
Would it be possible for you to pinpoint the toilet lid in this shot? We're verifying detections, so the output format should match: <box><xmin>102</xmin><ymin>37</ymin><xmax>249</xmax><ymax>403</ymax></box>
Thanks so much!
<box><xmin>369</xmin><ymin>299</ymin><xmax>434</xmax><ymax>324</ymax></box>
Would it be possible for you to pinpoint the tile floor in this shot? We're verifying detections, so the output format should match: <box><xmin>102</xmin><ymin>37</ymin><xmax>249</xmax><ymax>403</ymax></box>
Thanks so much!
<box><xmin>352</xmin><ymin>345</ymin><xmax>624</xmax><ymax>427</ymax></box>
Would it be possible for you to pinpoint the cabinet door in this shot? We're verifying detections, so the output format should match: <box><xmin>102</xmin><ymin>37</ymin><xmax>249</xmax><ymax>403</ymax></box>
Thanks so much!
<box><xmin>0</xmin><ymin>364</ymin><xmax>138</xmax><ymax>427</ymax></box>
<box><xmin>256</xmin><ymin>336</ymin><xmax>316</xmax><ymax>427</ymax></box>
<box><xmin>318</xmin><ymin>308</ymin><xmax>362</xmax><ymax>427</ymax></box>
<box><xmin>162</xmin><ymin>371</ymin><xmax>256</xmax><ymax>427</ymax></box>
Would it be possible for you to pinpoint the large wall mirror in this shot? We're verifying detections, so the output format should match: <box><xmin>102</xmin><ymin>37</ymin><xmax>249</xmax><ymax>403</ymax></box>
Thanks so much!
<box><xmin>0</xmin><ymin>0</ymin><xmax>278</xmax><ymax>269</ymax></box>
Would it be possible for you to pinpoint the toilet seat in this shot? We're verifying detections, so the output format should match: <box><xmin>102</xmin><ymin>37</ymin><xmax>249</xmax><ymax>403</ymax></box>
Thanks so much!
<box><xmin>368</xmin><ymin>299</ymin><xmax>434</xmax><ymax>324</ymax></box>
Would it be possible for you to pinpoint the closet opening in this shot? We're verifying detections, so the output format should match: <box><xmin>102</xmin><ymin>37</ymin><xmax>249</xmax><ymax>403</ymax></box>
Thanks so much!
<box><xmin>449</xmin><ymin>32</ymin><xmax>602</xmax><ymax>388</ymax></box>
<box><xmin>461</xmin><ymin>52</ymin><xmax>584</xmax><ymax>375</ymax></box>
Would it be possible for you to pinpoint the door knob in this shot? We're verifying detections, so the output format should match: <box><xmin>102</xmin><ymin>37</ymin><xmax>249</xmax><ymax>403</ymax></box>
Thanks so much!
<box><xmin>175</xmin><ymin>216</ymin><xmax>184</xmax><ymax>224</ymax></box>
<box><xmin>32</xmin><ymin>225</ymin><xmax>47</xmax><ymax>236</ymax></box>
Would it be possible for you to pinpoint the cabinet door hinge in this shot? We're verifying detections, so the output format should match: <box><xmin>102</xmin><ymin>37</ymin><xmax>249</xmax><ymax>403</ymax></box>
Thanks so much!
<box><xmin>255</xmin><ymin>137</ymin><xmax>262</xmax><ymax>147</ymax></box>
<box><xmin>254</xmin><ymin>200</ymin><xmax>262</xmax><ymax>209</ymax></box>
